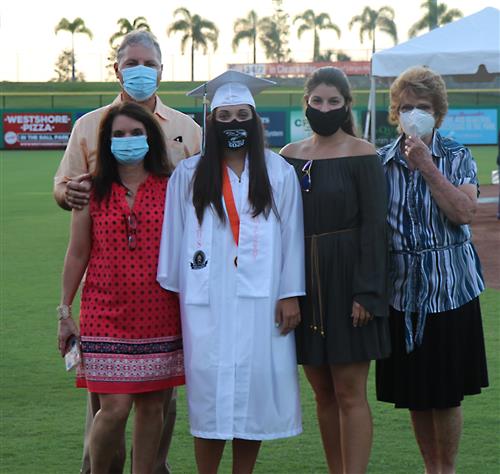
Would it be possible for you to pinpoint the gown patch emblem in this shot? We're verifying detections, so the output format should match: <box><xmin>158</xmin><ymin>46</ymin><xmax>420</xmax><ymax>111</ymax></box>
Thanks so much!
<box><xmin>190</xmin><ymin>250</ymin><xmax>208</xmax><ymax>270</ymax></box>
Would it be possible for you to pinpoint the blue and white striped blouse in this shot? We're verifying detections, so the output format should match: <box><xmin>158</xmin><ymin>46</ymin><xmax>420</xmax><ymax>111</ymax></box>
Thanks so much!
<box><xmin>378</xmin><ymin>131</ymin><xmax>484</xmax><ymax>351</ymax></box>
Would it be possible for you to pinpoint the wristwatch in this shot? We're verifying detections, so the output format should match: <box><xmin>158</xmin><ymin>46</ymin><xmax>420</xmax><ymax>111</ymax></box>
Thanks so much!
<box><xmin>57</xmin><ymin>304</ymin><xmax>72</xmax><ymax>321</ymax></box>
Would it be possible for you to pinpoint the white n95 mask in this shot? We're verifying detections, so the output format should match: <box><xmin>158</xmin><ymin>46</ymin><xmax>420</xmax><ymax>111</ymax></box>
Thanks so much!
<box><xmin>399</xmin><ymin>109</ymin><xmax>435</xmax><ymax>138</ymax></box>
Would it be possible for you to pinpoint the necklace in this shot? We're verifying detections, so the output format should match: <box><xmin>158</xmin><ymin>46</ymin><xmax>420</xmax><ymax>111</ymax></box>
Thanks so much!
<box><xmin>121</xmin><ymin>171</ymin><xmax>149</xmax><ymax>199</ymax></box>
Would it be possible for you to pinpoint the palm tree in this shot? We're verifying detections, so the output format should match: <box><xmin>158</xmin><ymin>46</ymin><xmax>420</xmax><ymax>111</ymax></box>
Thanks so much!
<box><xmin>52</xmin><ymin>49</ymin><xmax>85</xmax><ymax>82</ymax></box>
<box><xmin>258</xmin><ymin>16</ymin><xmax>290</xmax><ymax>63</ymax></box>
<box><xmin>409</xmin><ymin>0</ymin><xmax>462</xmax><ymax>37</ymax></box>
<box><xmin>258</xmin><ymin>0</ymin><xmax>291</xmax><ymax>63</ymax></box>
<box><xmin>349</xmin><ymin>6</ymin><xmax>397</xmax><ymax>54</ymax></box>
<box><xmin>232</xmin><ymin>10</ymin><xmax>259</xmax><ymax>64</ymax></box>
<box><xmin>109</xmin><ymin>17</ymin><xmax>151</xmax><ymax>47</ymax></box>
<box><xmin>293</xmin><ymin>10</ymin><xmax>341</xmax><ymax>62</ymax></box>
<box><xmin>106</xmin><ymin>17</ymin><xmax>152</xmax><ymax>77</ymax></box>
<box><xmin>54</xmin><ymin>18</ymin><xmax>93</xmax><ymax>82</ymax></box>
<box><xmin>167</xmin><ymin>8</ymin><xmax>219</xmax><ymax>81</ymax></box>
<box><xmin>316</xmin><ymin>50</ymin><xmax>351</xmax><ymax>62</ymax></box>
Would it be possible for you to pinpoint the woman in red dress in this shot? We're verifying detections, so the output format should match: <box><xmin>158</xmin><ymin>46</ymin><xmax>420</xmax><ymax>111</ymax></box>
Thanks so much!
<box><xmin>57</xmin><ymin>102</ymin><xmax>184</xmax><ymax>474</ymax></box>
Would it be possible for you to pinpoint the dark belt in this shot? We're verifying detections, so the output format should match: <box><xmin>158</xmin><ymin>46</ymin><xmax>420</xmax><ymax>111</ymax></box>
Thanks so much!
<box><xmin>392</xmin><ymin>239</ymin><xmax>472</xmax><ymax>352</ymax></box>
<box><xmin>306</xmin><ymin>228</ymin><xmax>358</xmax><ymax>337</ymax></box>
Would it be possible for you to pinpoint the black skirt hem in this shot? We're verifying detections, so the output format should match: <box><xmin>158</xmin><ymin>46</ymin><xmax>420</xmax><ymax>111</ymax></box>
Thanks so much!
<box><xmin>377</xmin><ymin>385</ymin><xmax>489</xmax><ymax>411</ymax></box>
<box><xmin>298</xmin><ymin>349</ymin><xmax>391</xmax><ymax>366</ymax></box>
<box><xmin>375</xmin><ymin>298</ymin><xmax>489</xmax><ymax>411</ymax></box>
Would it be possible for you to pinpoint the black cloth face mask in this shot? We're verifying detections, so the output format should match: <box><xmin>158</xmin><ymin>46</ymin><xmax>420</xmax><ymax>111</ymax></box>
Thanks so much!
<box><xmin>305</xmin><ymin>105</ymin><xmax>348</xmax><ymax>136</ymax></box>
<box><xmin>215</xmin><ymin>119</ymin><xmax>253</xmax><ymax>149</ymax></box>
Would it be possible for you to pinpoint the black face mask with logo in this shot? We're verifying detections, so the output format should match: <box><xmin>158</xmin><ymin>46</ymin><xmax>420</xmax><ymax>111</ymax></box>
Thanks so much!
<box><xmin>305</xmin><ymin>105</ymin><xmax>348</xmax><ymax>137</ymax></box>
<box><xmin>215</xmin><ymin>119</ymin><xmax>253</xmax><ymax>149</ymax></box>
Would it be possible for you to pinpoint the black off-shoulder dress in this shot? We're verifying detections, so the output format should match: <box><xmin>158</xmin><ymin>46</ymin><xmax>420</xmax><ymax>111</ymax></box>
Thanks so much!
<box><xmin>284</xmin><ymin>155</ymin><xmax>391</xmax><ymax>364</ymax></box>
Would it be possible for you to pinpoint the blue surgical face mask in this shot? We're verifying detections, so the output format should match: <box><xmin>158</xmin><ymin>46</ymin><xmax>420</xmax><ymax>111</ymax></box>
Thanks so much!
<box><xmin>121</xmin><ymin>65</ymin><xmax>159</xmax><ymax>102</ymax></box>
<box><xmin>111</xmin><ymin>135</ymin><xmax>149</xmax><ymax>165</ymax></box>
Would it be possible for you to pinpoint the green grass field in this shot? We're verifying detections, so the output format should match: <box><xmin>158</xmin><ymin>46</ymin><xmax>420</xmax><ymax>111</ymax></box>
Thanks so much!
<box><xmin>1</xmin><ymin>150</ymin><xmax>498</xmax><ymax>473</ymax></box>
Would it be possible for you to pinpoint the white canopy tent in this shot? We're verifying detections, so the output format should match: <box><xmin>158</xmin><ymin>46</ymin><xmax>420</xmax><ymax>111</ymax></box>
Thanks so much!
<box><xmin>367</xmin><ymin>6</ymin><xmax>500</xmax><ymax>143</ymax></box>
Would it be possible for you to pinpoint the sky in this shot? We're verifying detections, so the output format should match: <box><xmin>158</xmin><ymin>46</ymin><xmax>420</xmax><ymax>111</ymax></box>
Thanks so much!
<box><xmin>0</xmin><ymin>0</ymin><xmax>496</xmax><ymax>82</ymax></box>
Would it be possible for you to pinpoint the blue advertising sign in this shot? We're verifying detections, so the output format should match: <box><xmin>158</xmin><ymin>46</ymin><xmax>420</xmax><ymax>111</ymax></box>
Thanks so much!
<box><xmin>439</xmin><ymin>109</ymin><xmax>498</xmax><ymax>145</ymax></box>
<box><xmin>259</xmin><ymin>111</ymin><xmax>286</xmax><ymax>147</ymax></box>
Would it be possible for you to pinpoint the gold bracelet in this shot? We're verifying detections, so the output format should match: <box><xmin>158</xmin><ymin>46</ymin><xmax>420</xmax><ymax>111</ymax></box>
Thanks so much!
<box><xmin>57</xmin><ymin>304</ymin><xmax>72</xmax><ymax>321</ymax></box>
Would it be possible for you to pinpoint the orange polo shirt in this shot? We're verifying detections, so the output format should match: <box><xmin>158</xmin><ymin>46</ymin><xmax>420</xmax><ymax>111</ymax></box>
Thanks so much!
<box><xmin>54</xmin><ymin>94</ymin><xmax>201</xmax><ymax>184</ymax></box>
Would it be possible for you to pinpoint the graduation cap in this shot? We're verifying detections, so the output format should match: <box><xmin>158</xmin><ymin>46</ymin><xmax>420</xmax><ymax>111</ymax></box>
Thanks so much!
<box><xmin>187</xmin><ymin>70</ymin><xmax>275</xmax><ymax>156</ymax></box>
<box><xmin>187</xmin><ymin>70</ymin><xmax>276</xmax><ymax>111</ymax></box>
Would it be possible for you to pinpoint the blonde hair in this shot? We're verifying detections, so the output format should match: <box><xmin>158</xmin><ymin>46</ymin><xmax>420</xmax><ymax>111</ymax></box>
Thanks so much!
<box><xmin>389</xmin><ymin>66</ymin><xmax>448</xmax><ymax>128</ymax></box>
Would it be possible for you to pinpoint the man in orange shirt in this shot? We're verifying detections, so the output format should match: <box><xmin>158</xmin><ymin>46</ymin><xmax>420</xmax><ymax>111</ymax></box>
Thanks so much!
<box><xmin>54</xmin><ymin>30</ymin><xmax>200</xmax><ymax>474</ymax></box>
<box><xmin>54</xmin><ymin>30</ymin><xmax>200</xmax><ymax>210</ymax></box>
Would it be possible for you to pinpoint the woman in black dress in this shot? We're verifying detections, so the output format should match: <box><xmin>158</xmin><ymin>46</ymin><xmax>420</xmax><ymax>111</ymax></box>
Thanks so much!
<box><xmin>281</xmin><ymin>67</ymin><xmax>390</xmax><ymax>474</ymax></box>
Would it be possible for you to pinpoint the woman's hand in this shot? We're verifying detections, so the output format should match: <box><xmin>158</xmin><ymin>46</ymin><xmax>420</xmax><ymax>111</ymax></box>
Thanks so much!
<box><xmin>275</xmin><ymin>297</ymin><xmax>301</xmax><ymax>335</ymax></box>
<box><xmin>58</xmin><ymin>317</ymin><xmax>80</xmax><ymax>357</ymax></box>
<box><xmin>404</xmin><ymin>135</ymin><xmax>434</xmax><ymax>172</ymax></box>
<box><xmin>404</xmin><ymin>135</ymin><xmax>477</xmax><ymax>224</ymax></box>
<box><xmin>351</xmin><ymin>301</ymin><xmax>373</xmax><ymax>328</ymax></box>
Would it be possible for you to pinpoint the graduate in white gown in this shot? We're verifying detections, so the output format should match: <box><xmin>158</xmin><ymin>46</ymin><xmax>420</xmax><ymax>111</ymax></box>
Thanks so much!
<box><xmin>157</xmin><ymin>70</ymin><xmax>305</xmax><ymax>473</ymax></box>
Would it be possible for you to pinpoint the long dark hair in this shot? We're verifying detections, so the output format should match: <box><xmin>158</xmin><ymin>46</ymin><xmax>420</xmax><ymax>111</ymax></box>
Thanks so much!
<box><xmin>192</xmin><ymin>107</ymin><xmax>274</xmax><ymax>224</ymax></box>
<box><xmin>304</xmin><ymin>67</ymin><xmax>357</xmax><ymax>137</ymax></box>
<box><xmin>94</xmin><ymin>102</ymin><xmax>172</xmax><ymax>202</ymax></box>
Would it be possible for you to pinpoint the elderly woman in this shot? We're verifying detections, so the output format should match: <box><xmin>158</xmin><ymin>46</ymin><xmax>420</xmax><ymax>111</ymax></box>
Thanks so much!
<box><xmin>376</xmin><ymin>66</ymin><xmax>488</xmax><ymax>474</ymax></box>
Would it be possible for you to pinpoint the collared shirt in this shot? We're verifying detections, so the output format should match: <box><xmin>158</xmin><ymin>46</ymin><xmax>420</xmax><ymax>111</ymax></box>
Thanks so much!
<box><xmin>378</xmin><ymin>131</ymin><xmax>484</xmax><ymax>349</ymax></box>
<box><xmin>54</xmin><ymin>94</ymin><xmax>201</xmax><ymax>184</ymax></box>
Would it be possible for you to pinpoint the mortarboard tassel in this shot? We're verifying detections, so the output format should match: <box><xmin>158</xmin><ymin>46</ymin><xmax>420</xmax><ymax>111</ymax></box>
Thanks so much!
<box><xmin>201</xmin><ymin>83</ymin><xmax>208</xmax><ymax>158</ymax></box>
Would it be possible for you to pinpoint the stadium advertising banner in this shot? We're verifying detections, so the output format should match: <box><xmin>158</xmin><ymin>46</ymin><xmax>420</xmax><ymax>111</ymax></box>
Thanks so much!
<box><xmin>260</xmin><ymin>111</ymin><xmax>286</xmax><ymax>147</ymax></box>
<box><xmin>439</xmin><ymin>109</ymin><xmax>498</xmax><ymax>145</ymax></box>
<box><xmin>228</xmin><ymin>61</ymin><xmax>370</xmax><ymax>77</ymax></box>
<box><xmin>290</xmin><ymin>109</ymin><xmax>312</xmax><ymax>142</ymax></box>
<box><xmin>360</xmin><ymin>111</ymin><xmax>399</xmax><ymax>147</ymax></box>
<box><xmin>3</xmin><ymin>112</ymin><xmax>72</xmax><ymax>149</ymax></box>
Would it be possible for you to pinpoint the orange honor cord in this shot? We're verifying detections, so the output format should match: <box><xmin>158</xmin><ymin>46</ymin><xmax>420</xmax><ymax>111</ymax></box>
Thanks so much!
<box><xmin>222</xmin><ymin>165</ymin><xmax>240</xmax><ymax>247</ymax></box>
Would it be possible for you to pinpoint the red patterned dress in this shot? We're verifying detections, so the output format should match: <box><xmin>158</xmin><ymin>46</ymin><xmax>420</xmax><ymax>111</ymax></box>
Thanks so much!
<box><xmin>76</xmin><ymin>174</ymin><xmax>184</xmax><ymax>393</ymax></box>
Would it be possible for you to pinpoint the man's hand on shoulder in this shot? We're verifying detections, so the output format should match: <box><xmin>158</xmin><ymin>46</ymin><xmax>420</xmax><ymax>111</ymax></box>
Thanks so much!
<box><xmin>55</xmin><ymin>173</ymin><xmax>92</xmax><ymax>210</ymax></box>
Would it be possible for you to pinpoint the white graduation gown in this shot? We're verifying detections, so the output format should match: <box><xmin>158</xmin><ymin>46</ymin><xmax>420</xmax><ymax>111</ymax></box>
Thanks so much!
<box><xmin>158</xmin><ymin>149</ymin><xmax>305</xmax><ymax>440</ymax></box>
